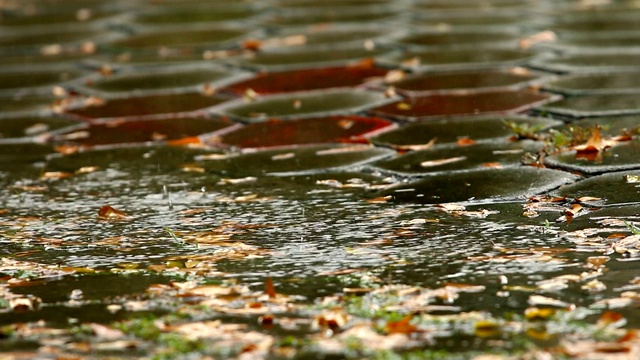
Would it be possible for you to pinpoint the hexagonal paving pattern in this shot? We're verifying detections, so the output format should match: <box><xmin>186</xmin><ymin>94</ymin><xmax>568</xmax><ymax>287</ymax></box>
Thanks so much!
<box><xmin>369</xmin><ymin>90</ymin><xmax>557</xmax><ymax>121</ymax></box>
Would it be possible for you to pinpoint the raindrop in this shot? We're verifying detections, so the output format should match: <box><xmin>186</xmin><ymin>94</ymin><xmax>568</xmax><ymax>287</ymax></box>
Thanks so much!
<box><xmin>168</xmin><ymin>200</ymin><xmax>173</xmax><ymax>211</ymax></box>
<box><xmin>162</xmin><ymin>185</ymin><xmax>169</xmax><ymax>200</ymax></box>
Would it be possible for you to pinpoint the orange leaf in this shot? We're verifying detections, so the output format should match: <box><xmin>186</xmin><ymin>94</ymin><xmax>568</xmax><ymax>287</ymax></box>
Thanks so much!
<box><xmin>456</xmin><ymin>137</ymin><xmax>476</xmax><ymax>146</ymax></box>
<box><xmin>265</xmin><ymin>276</ymin><xmax>276</xmax><ymax>299</ymax></box>
<box><xmin>598</xmin><ymin>311</ymin><xmax>625</xmax><ymax>327</ymax></box>
<box><xmin>385</xmin><ymin>314</ymin><xmax>417</xmax><ymax>334</ymax></box>
<box><xmin>98</xmin><ymin>205</ymin><xmax>127</xmax><ymax>219</ymax></box>
<box><xmin>167</xmin><ymin>136</ymin><xmax>202</xmax><ymax>146</ymax></box>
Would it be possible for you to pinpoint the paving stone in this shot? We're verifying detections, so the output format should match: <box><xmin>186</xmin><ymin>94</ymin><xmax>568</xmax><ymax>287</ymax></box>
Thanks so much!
<box><xmin>0</xmin><ymin>25</ymin><xmax>106</xmax><ymax>54</ymax></box>
<box><xmin>369</xmin><ymin>90</ymin><xmax>557</xmax><ymax>121</ymax></box>
<box><xmin>370</xmin><ymin>115</ymin><xmax>561</xmax><ymax>147</ymax></box>
<box><xmin>530</xmin><ymin>52</ymin><xmax>640</xmax><ymax>73</ymax></box>
<box><xmin>373</xmin><ymin>166</ymin><xmax>579</xmax><ymax>204</ymax></box>
<box><xmin>372</xmin><ymin>140</ymin><xmax>544</xmax><ymax>176</ymax></box>
<box><xmin>52</xmin><ymin>116</ymin><xmax>233</xmax><ymax>148</ymax></box>
<box><xmin>0</xmin><ymin>94</ymin><xmax>59</xmax><ymax>118</ymax></box>
<box><xmin>64</xmin><ymin>93</ymin><xmax>233</xmax><ymax>121</ymax></box>
<box><xmin>130</xmin><ymin>3</ymin><xmax>261</xmax><ymax>25</ymax></box>
<box><xmin>226</xmin><ymin>45</ymin><xmax>391</xmax><ymax>71</ymax></box>
<box><xmin>223</xmin><ymin>63</ymin><xmax>388</xmax><ymax>96</ymax></box>
<box><xmin>218</xmin><ymin>88</ymin><xmax>394</xmax><ymax>122</ymax></box>
<box><xmin>391</xmin><ymin>29</ymin><xmax>521</xmax><ymax>49</ymax></box>
<box><xmin>270</xmin><ymin>24</ymin><xmax>394</xmax><ymax>48</ymax></box>
<box><xmin>45</xmin><ymin>145</ymin><xmax>214</xmax><ymax>174</ymax></box>
<box><xmin>565</xmin><ymin>115</ymin><xmax>640</xmax><ymax>136</ymax></box>
<box><xmin>551</xmin><ymin>169</ymin><xmax>640</xmax><ymax>206</ymax></box>
<box><xmin>106</xmin><ymin>24</ymin><xmax>252</xmax><ymax>54</ymax></box>
<box><xmin>543</xmin><ymin>72</ymin><xmax>640</xmax><ymax>96</ymax></box>
<box><xmin>409</xmin><ymin>12</ymin><xmax>526</xmax><ymax>29</ymax></box>
<box><xmin>0</xmin><ymin>115</ymin><xmax>81</xmax><ymax>142</ymax></box>
<box><xmin>380</xmin><ymin>48</ymin><xmax>539</xmax><ymax>72</ymax></box>
<box><xmin>0</xmin><ymin>67</ymin><xmax>85</xmax><ymax>95</ymax></box>
<box><xmin>375</xmin><ymin>68</ymin><xmax>544</xmax><ymax>96</ymax></box>
<box><xmin>75</xmin><ymin>64</ymin><xmax>250</xmax><ymax>96</ymax></box>
<box><xmin>196</xmin><ymin>144</ymin><xmax>394</xmax><ymax>177</ymax></box>
<box><xmin>544</xmin><ymin>140</ymin><xmax>640</xmax><ymax>175</ymax></box>
<box><xmin>538</xmin><ymin>94</ymin><xmax>640</xmax><ymax>118</ymax></box>
<box><xmin>541</xmin><ymin>33</ymin><xmax>640</xmax><ymax>52</ymax></box>
<box><xmin>212</xmin><ymin>115</ymin><xmax>394</xmax><ymax>150</ymax></box>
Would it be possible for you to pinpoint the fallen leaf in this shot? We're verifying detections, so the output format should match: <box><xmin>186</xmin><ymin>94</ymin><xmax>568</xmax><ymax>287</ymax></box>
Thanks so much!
<box><xmin>456</xmin><ymin>137</ymin><xmax>476</xmax><ymax>146</ymax></box>
<box><xmin>98</xmin><ymin>205</ymin><xmax>127</xmax><ymax>220</ymax></box>
<box><xmin>519</xmin><ymin>30</ymin><xmax>557</xmax><ymax>49</ymax></box>
<box><xmin>265</xmin><ymin>277</ymin><xmax>276</xmax><ymax>299</ymax></box>
<box><xmin>420</xmin><ymin>156</ymin><xmax>466</xmax><ymax>168</ymax></box>
<box><xmin>385</xmin><ymin>314</ymin><xmax>417</xmax><ymax>335</ymax></box>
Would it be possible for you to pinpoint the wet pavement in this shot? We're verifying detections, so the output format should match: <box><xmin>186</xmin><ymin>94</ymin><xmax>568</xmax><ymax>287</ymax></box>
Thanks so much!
<box><xmin>2</xmin><ymin>1</ymin><xmax>640</xmax><ymax>359</ymax></box>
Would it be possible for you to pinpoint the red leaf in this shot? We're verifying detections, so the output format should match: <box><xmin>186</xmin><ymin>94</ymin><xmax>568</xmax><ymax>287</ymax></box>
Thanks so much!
<box><xmin>385</xmin><ymin>314</ymin><xmax>417</xmax><ymax>334</ymax></box>
<box><xmin>265</xmin><ymin>276</ymin><xmax>276</xmax><ymax>299</ymax></box>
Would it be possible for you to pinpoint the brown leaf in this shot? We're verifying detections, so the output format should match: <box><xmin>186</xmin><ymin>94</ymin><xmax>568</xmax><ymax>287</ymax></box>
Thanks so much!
<box><xmin>265</xmin><ymin>277</ymin><xmax>276</xmax><ymax>299</ymax></box>
<box><xmin>98</xmin><ymin>205</ymin><xmax>127</xmax><ymax>220</ymax></box>
<box><xmin>456</xmin><ymin>137</ymin><xmax>476</xmax><ymax>146</ymax></box>
<box><xmin>385</xmin><ymin>314</ymin><xmax>417</xmax><ymax>335</ymax></box>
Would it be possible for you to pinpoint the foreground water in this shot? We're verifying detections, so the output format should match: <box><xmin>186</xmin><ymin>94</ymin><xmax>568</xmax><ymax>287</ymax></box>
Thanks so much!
<box><xmin>2</xmin><ymin>1</ymin><xmax>640</xmax><ymax>359</ymax></box>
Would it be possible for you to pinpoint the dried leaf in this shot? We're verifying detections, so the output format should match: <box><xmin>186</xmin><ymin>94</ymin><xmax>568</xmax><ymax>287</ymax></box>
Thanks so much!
<box><xmin>519</xmin><ymin>30</ymin><xmax>557</xmax><ymax>49</ymax></box>
<box><xmin>390</xmin><ymin>138</ymin><xmax>436</xmax><ymax>152</ymax></box>
<box><xmin>456</xmin><ymin>137</ymin><xmax>476</xmax><ymax>146</ymax></box>
<box><xmin>98</xmin><ymin>205</ymin><xmax>127</xmax><ymax>220</ymax></box>
<box><xmin>265</xmin><ymin>277</ymin><xmax>276</xmax><ymax>299</ymax></box>
<box><xmin>420</xmin><ymin>156</ymin><xmax>466</xmax><ymax>168</ymax></box>
<box><xmin>385</xmin><ymin>314</ymin><xmax>417</xmax><ymax>335</ymax></box>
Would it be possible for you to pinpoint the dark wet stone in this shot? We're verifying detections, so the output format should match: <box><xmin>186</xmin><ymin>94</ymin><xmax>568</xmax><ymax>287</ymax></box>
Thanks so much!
<box><xmin>219</xmin><ymin>89</ymin><xmax>393</xmax><ymax>122</ymax></box>
<box><xmin>530</xmin><ymin>52</ymin><xmax>640</xmax><ymax>73</ymax></box>
<box><xmin>382</xmin><ymin>68</ymin><xmax>543</xmax><ymax>96</ymax></box>
<box><xmin>545</xmin><ymin>16</ymin><xmax>640</xmax><ymax>33</ymax></box>
<box><xmin>567</xmin><ymin>115</ymin><xmax>640</xmax><ymax>136</ymax></box>
<box><xmin>65</xmin><ymin>93</ymin><xmax>232</xmax><ymax>121</ymax></box>
<box><xmin>223</xmin><ymin>64</ymin><xmax>388</xmax><ymax>95</ymax></box>
<box><xmin>261</xmin><ymin>6</ymin><xmax>398</xmax><ymax>27</ymax></box>
<box><xmin>226</xmin><ymin>45</ymin><xmax>391</xmax><ymax>71</ymax></box>
<box><xmin>0</xmin><ymin>6</ymin><xmax>117</xmax><ymax>27</ymax></box>
<box><xmin>412</xmin><ymin>0</ymin><xmax>528</xmax><ymax>11</ymax></box>
<box><xmin>132</xmin><ymin>3</ymin><xmax>259</xmax><ymax>25</ymax></box>
<box><xmin>370</xmin><ymin>115</ymin><xmax>561</xmax><ymax>146</ymax></box>
<box><xmin>197</xmin><ymin>144</ymin><xmax>394</xmax><ymax>177</ymax></box>
<box><xmin>0</xmin><ymin>68</ymin><xmax>84</xmax><ymax>95</ymax></box>
<box><xmin>544</xmin><ymin>72</ymin><xmax>640</xmax><ymax>96</ymax></box>
<box><xmin>0</xmin><ymin>94</ymin><xmax>57</xmax><ymax>118</ymax></box>
<box><xmin>214</xmin><ymin>115</ymin><xmax>393</xmax><ymax>150</ymax></box>
<box><xmin>45</xmin><ymin>145</ymin><xmax>213</xmax><ymax>173</ymax></box>
<box><xmin>106</xmin><ymin>25</ymin><xmax>250</xmax><ymax>53</ymax></box>
<box><xmin>374</xmin><ymin>166</ymin><xmax>579</xmax><ymax>204</ymax></box>
<box><xmin>272</xmin><ymin>25</ymin><xmax>392</xmax><ymax>48</ymax></box>
<box><xmin>410</xmin><ymin>13</ymin><xmax>525</xmax><ymax>28</ymax></box>
<box><xmin>544</xmin><ymin>140</ymin><xmax>640</xmax><ymax>175</ymax></box>
<box><xmin>538</xmin><ymin>94</ymin><xmax>640</xmax><ymax>118</ymax></box>
<box><xmin>381</xmin><ymin>48</ymin><xmax>537</xmax><ymax>71</ymax></box>
<box><xmin>0</xmin><ymin>115</ymin><xmax>80</xmax><ymax>142</ymax></box>
<box><xmin>369</xmin><ymin>90</ymin><xmax>556</xmax><ymax>121</ymax></box>
<box><xmin>372</xmin><ymin>140</ymin><xmax>544</xmax><ymax>176</ymax></box>
<box><xmin>77</xmin><ymin>65</ymin><xmax>249</xmax><ymax>95</ymax></box>
<box><xmin>53</xmin><ymin>116</ymin><xmax>233</xmax><ymax>148</ymax></box>
<box><xmin>545</xmin><ymin>33</ymin><xmax>640</xmax><ymax>52</ymax></box>
<box><xmin>393</xmin><ymin>30</ymin><xmax>520</xmax><ymax>48</ymax></box>
<box><xmin>551</xmin><ymin>169</ymin><xmax>640</xmax><ymax>206</ymax></box>
<box><xmin>0</xmin><ymin>143</ymin><xmax>54</xmax><ymax>169</ymax></box>
<box><xmin>0</xmin><ymin>25</ymin><xmax>103</xmax><ymax>52</ymax></box>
